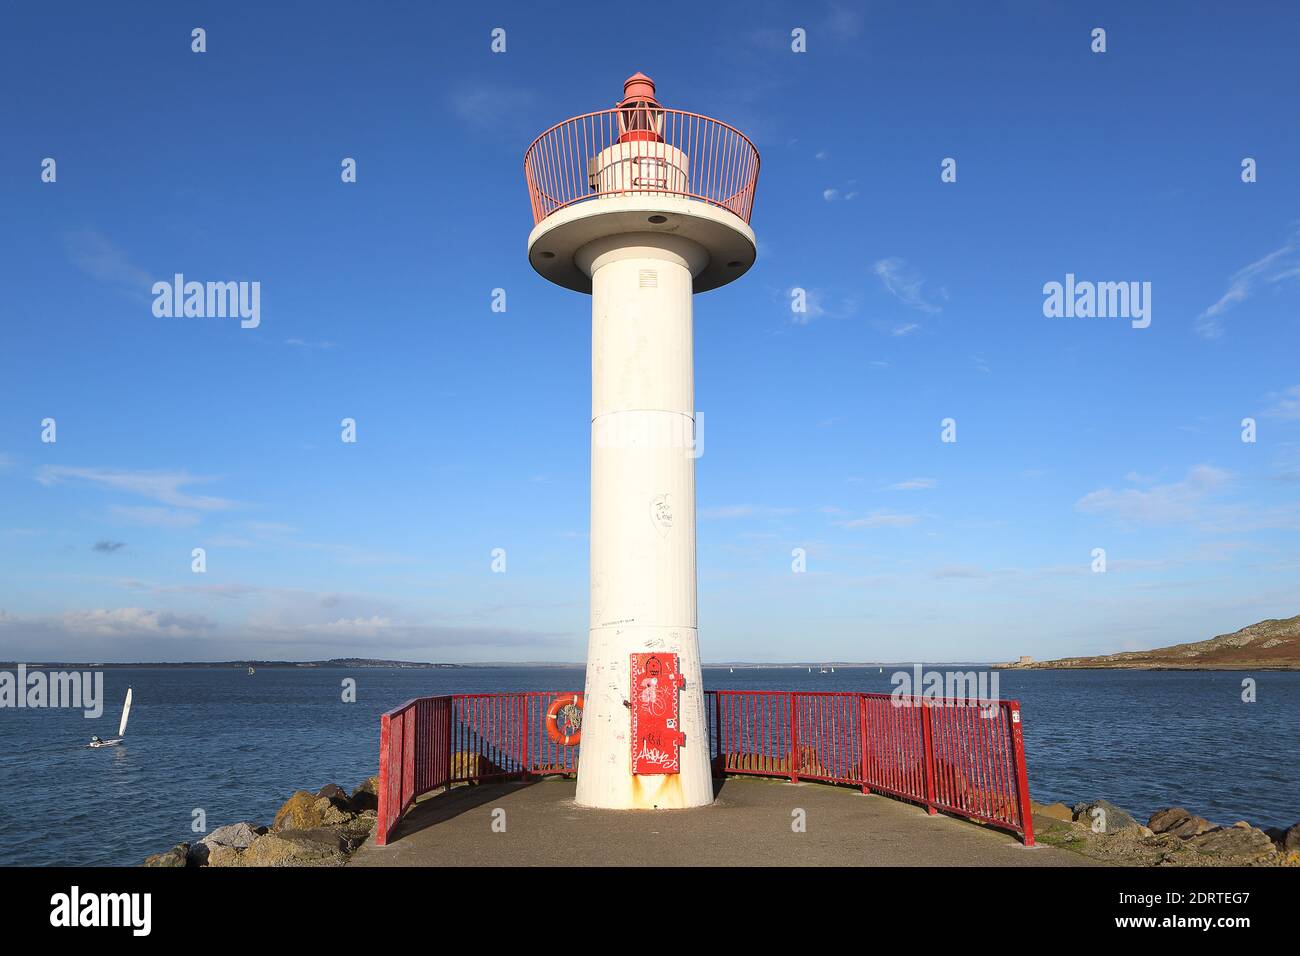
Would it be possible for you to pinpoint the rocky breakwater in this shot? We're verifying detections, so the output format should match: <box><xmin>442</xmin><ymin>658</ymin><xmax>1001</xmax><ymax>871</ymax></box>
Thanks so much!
<box><xmin>1031</xmin><ymin>798</ymin><xmax>1300</xmax><ymax>866</ymax></box>
<box><xmin>142</xmin><ymin>778</ymin><xmax>380</xmax><ymax>867</ymax></box>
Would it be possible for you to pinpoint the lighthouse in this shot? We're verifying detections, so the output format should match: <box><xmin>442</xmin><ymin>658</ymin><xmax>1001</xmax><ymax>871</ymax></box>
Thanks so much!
<box><xmin>524</xmin><ymin>74</ymin><xmax>760</xmax><ymax>809</ymax></box>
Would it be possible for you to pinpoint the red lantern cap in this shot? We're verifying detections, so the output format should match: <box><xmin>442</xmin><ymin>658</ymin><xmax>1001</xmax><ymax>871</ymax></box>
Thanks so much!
<box><xmin>620</xmin><ymin>72</ymin><xmax>658</xmax><ymax>106</ymax></box>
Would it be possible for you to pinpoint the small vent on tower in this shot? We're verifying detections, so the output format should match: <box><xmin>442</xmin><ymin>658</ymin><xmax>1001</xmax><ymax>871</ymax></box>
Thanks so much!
<box><xmin>638</xmin><ymin>270</ymin><xmax>658</xmax><ymax>289</ymax></box>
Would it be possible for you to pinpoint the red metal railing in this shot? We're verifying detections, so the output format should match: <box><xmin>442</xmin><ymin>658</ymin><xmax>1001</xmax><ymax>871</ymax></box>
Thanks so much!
<box><xmin>376</xmin><ymin>690</ymin><xmax>1034</xmax><ymax>846</ymax></box>
<box><xmin>524</xmin><ymin>108</ymin><xmax>760</xmax><ymax>226</ymax></box>
<box><xmin>709</xmin><ymin>691</ymin><xmax>1034</xmax><ymax>844</ymax></box>
<box><xmin>375</xmin><ymin>692</ymin><xmax>580</xmax><ymax>845</ymax></box>
<box><xmin>376</xmin><ymin>695</ymin><xmax>451</xmax><ymax>845</ymax></box>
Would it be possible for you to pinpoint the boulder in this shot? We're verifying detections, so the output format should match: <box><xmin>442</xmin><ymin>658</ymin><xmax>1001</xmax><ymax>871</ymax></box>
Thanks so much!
<box><xmin>203</xmin><ymin>821</ymin><xmax>259</xmax><ymax>849</ymax></box>
<box><xmin>349</xmin><ymin>777</ymin><xmax>379</xmax><ymax>813</ymax></box>
<box><xmin>336</xmin><ymin>815</ymin><xmax>376</xmax><ymax>852</ymax></box>
<box><xmin>1167</xmin><ymin>815</ymin><xmax>1215</xmax><ymax>838</ymax></box>
<box><xmin>317</xmin><ymin>783</ymin><xmax>349</xmax><ymax>803</ymax></box>
<box><xmin>316</xmin><ymin>784</ymin><xmax>352</xmax><ymax>812</ymax></box>
<box><xmin>320</xmin><ymin>803</ymin><xmax>353</xmax><ymax>827</ymax></box>
<box><xmin>186</xmin><ymin>842</ymin><xmax>210</xmax><ymax>866</ymax></box>
<box><xmin>239</xmin><ymin>828</ymin><xmax>349</xmax><ymax>867</ymax></box>
<box><xmin>1148</xmin><ymin>807</ymin><xmax>1189</xmax><ymax>833</ymax></box>
<box><xmin>1188</xmin><ymin>825</ymin><xmax>1277</xmax><ymax>860</ymax></box>
<box><xmin>451</xmin><ymin>751</ymin><xmax>506</xmax><ymax>782</ymax></box>
<box><xmin>272</xmin><ymin>790</ymin><xmax>327</xmax><ymax>831</ymax></box>
<box><xmin>205</xmin><ymin>844</ymin><xmax>241</xmax><ymax>868</ymax></box>
<box><xmin>1072</xmin><ymin>800</ymin><xmax>1139</xmax><ymax>833</ymax></box>
<box><xmin>1148</xmin><ymin>807</ymin><xmax>1214</xmax><ymax>838</ymax></box>
<box><xmin>1032</xmin><ymin>801</ymin><xmax>1074</xmax><ymax>823</ymax></box>
<box><xmin>142</xmin><ymin>843</ymin><xmax>190</xmax><ymax>867</ymax></box>
<box><xmin>1286</xmin><ymin>822</ymin><xmax>1300</xmax><ymax>852</ymax></box>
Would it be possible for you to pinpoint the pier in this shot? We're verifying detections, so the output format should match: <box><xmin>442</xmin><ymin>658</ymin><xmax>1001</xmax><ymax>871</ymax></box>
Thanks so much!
<box><xmin>370</xmin><ymin>689</ymin><xmax>1053</xmax><ymax>864</ymax></box>
<box><xmin>352</xmin><ymin>776</ymin><xmax>1089</xmax><ymax>867</ymax></box>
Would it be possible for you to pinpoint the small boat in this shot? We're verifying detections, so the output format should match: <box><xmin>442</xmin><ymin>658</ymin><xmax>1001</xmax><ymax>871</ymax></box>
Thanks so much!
<box><xmin>820</xmin><ymin>668</ymin><xmax>827</xmax><ymax>674</ymax></box>
<box><xmin>831</xmin><ymin>667</ymin><xmax>835</xmax><ymax>674</ymax></box>
<box><xmin>248</xmin><ymin>666</ymin><xmax>255</xmax><ymax>675</ymax></box>
<box><xmin>89</xmin><ymin>687</ymin><xmax>131</xmax><ymax>748</ymax></box>
<box><xmin>729</xmin><ymin>667</ymin><xmax>734</xmax><ymax>674</ymax></box>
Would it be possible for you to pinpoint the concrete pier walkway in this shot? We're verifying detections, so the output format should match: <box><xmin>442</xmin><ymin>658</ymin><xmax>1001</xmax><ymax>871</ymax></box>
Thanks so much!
<box><xmin>350</xmin><ymin>776</ymin><xmax>1097</xmax><ymax>867</ymax></box>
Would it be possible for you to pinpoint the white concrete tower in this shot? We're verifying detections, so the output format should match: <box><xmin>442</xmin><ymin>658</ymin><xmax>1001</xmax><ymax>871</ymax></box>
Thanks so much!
<box><xmin>524</xmin><ymin>74</ymin><xmax>760</xmax><ymax>808</ymax></box>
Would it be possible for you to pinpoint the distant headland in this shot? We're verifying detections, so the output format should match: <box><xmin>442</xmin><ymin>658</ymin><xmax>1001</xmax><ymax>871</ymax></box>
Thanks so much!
<box><xmin>1003</xmin><ymin>615</ymin><xmax>1300</xmax><ymax>671</ymax></box>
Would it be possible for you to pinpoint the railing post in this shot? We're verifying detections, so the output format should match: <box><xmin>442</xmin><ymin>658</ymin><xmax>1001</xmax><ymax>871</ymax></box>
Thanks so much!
<box><xmin>375</xmin><ymin>712</ymin><xmax>392</xmax><ymax>846</ymax></box>
<box><xmin>521</xmin><ymin>693</ymin><xmax>531</xmax><ymax>781</ymax></box>
<box><xmin>1008</xmin><ymin>702</ymin><xmax>1036</xmax><ymax>846</ymax></box>
<box><xmin>711</xmin><ymin>691</ymin><xmax>722</xmax><ymax>779</ymax></box>
<box><xmin>789</xmin><ymin>693</ymin><xmax>799</xmax><ymax>783</ymax></box>
<box><xmin>921</xmin><ymin>699</ymin><xmax>938</xmax><ymax>815</ymax></box>
<box><xmin>445</xmin><ymin>697</ymin><xmax>455</xmax><ymax>792</ymax></box>
<box><xmin>858</xmin><ymin>694</ymin><xmax>870</xmax><ymax>795</ymax></box>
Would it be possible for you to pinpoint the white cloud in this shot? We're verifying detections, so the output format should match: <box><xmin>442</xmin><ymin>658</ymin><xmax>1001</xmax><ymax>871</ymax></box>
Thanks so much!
<box><xmin>931</xmin><ymin>565</ymin><xmax>987</xmax><ymax>579</ymax></box>
<box><xmin>701</xmin><ymin>504</ymin><xmax>797</xmax><ymax>519</ymax></box>
<box><xmin>1196</xmin><ymin>232</ymin><xmax>1300</xmax><ymax>338</ymax></box>
<box><xmin>888</xmin><ymin>478</ymin><xmax>936</xmax><ymax>491</ymax></box>
<box><xmin>1263</xmin><ymin>384</ymin><xmax>1300</xmax><ymax>420</ymax></box>
<box><xmin>109</xmin><ymin>505</ymin><xmax>201</xmax><ymax>528</ymax></box>
<box><xmin>785</xmin><ymin>286</ymin><xmax>857</xmax><ymax>325</ymax></box>
<box><xmin>58</xmin><ymin>607</ymin><xmax>214</xmax><ymax>637</ymax></box>
<box><xmin>1074</xmin><ymin>465</ymin><xmax>1231</xmax><ymax>525</ymax></box>
<box><xmin>0</xmin><ymin>606</ymin><xmax>568</xmax><ymax>661</ymax></box>
<box><xmin>37</xmin><ymin>466</ymin><xmax>239</xmax><ymax>511</ymax></box>
<box><xmin>840</xmin><ymin>511</ymin><xmax>922</xmax><ymax>529</ymax></box>
<box><xmin>873</xmin><ymin>257</ymin><xmax>946</xmax><ymax>315</ymax></box>
<box><xmin>64</xmin><ymin>229</ymin><xmax>152</xmax><ymax>291</ymax></box>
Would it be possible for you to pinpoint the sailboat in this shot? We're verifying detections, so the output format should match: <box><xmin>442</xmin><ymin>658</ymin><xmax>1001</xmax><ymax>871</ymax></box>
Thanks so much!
<box><xmin>831</xmin><ymin>666</ymin><xmax>835</xmax><ymax>674</ymax></box>
<box><xmin>248</xmin><ymin>666</ymin><xmax>256</xmax><ymax>676</ymax></box>
<box><xmin>89</xmin><ymin>687</ymin><xmax>131</xmax><ymax>748</ymax></box>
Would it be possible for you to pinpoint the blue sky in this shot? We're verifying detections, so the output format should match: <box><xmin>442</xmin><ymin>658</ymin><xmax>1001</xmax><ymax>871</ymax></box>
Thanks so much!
<box><xmin>2</xmin><ymin>1</ymin><xmax>1298</xmax><ymax>663</ymax></box>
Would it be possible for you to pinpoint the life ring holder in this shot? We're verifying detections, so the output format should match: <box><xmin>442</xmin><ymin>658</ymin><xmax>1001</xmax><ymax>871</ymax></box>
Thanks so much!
<box><xmin>545</xmin><ymin>693</ymin><xmax>584</xmax><ymax>746</ymax></box>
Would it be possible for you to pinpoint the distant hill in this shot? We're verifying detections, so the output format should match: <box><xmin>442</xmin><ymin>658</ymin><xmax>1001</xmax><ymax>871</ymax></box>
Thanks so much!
<box><xmin>1010</xmin><ymin>616</ymin><xmax>1300</xmax><ymax>670</ymax></box>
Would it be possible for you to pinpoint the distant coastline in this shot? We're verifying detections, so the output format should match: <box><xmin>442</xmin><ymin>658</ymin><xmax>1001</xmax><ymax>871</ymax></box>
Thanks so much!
<box><xmin>9</xmin><ymin>614</ymin><xmax>1299</xmax><ymax>671</ymax></box>
<box><xmin>1001</xmin><ymin>615</ymin><xmax>1300</xmax><ymax>671</ymax></box>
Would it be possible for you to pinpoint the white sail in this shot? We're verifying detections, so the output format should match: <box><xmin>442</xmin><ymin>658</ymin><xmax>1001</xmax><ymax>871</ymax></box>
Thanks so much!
<box><xmin>118</xmin><ymin>687</ymin><xmax>132</xmax><ymax>737</ymax></box>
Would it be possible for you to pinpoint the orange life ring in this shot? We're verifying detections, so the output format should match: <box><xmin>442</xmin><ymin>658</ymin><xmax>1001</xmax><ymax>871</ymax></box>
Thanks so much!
<box><xmin>545</xmin><ymin>693</ymin><xmax>584</xmax><ymax>746</ymax></box>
